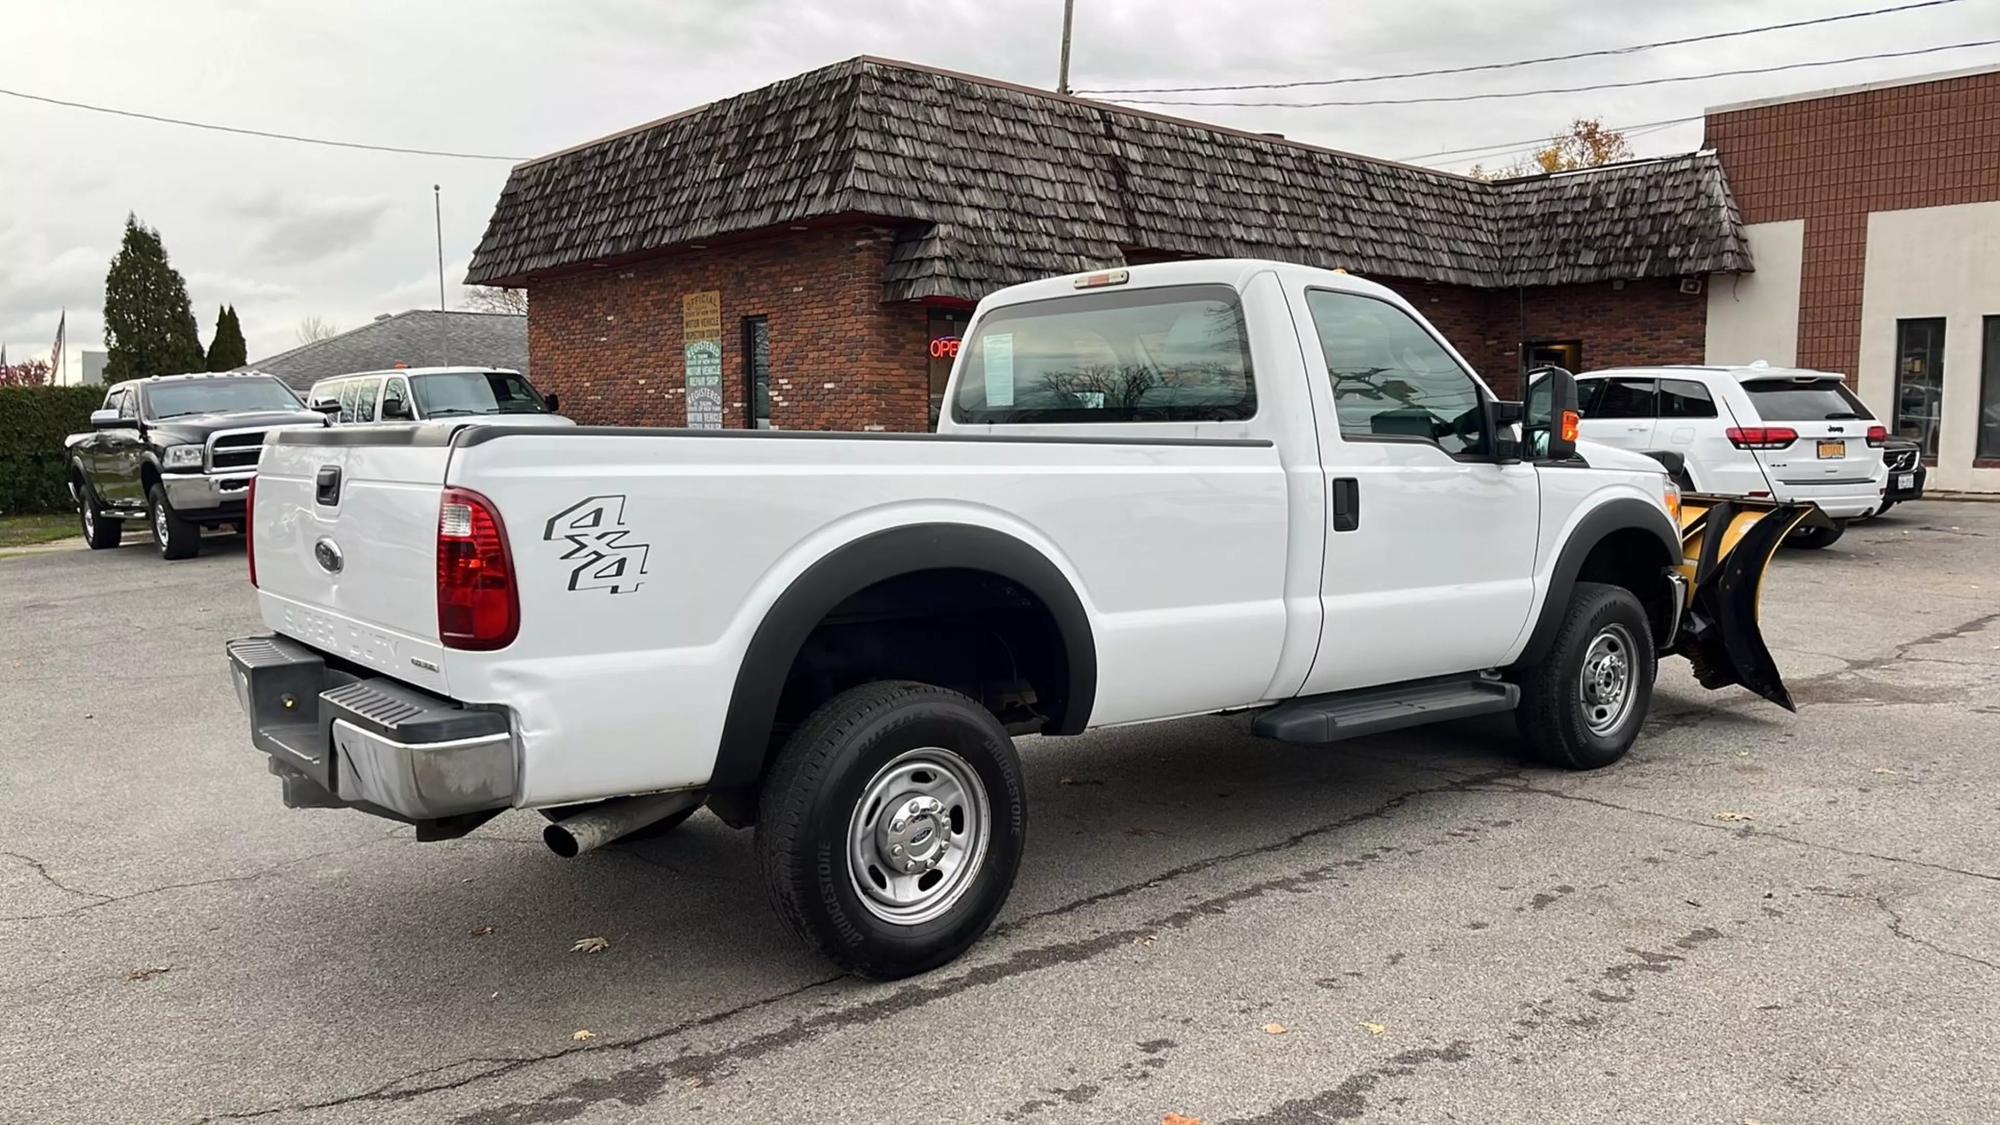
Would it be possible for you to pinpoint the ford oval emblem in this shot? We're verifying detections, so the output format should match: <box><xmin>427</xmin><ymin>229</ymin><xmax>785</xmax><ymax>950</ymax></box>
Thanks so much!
<box><xmin>313</xmin><ymin>538</ymin><xmax>344</xmax><ymax>574</ymax></box>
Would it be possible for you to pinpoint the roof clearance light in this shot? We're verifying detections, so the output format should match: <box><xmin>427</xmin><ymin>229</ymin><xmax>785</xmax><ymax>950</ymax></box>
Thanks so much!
<box><xmin>1073</xmin><ymin>269</ymin><xmax>1130</xmax><ymax>289</ymax></box>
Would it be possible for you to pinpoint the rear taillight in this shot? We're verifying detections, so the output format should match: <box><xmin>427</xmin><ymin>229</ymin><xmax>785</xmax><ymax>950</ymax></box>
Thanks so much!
<box><xmin>1725</xmin><ymin>426</ymin><xmax>1798</xmax><ymax>450</ymax></box>
<box><xmin>246</xmin><ymin>476</ymin><xmax>258</xmax><ymax>588</ymax></box>
<box><xmin>437</xmin><ymin>487</ymin><xmax>518</xmax><ymax>650</ymax></box>
<box><xmin>1866</xmin><ymin>425</ymin><xmax>1888</xmax><ymax>447</ymax></box>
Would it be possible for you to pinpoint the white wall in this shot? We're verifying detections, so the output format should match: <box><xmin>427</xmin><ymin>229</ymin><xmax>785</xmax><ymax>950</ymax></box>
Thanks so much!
<box><xmin>1858</xmin><ymin>201</ymin><xmax>2000</xmax><ymax>493</ymax></box>
<box><xmin>1705</xmin><ymin>219</ymin><xmax>1803</xmax><ymax>367</ymax></box>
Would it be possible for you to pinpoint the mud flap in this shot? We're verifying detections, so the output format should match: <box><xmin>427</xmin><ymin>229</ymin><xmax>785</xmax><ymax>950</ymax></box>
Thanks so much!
<box><xmin>1671</xmin><ymin>497</ymin><xmax>1821</xmax><ymax>711</ymax></box>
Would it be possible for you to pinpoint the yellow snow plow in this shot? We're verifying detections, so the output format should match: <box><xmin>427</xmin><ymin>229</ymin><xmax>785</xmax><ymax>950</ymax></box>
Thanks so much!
<box><xmin>1670</xmin><ymin>495</ymin><xmax>1826</xmax><ymax>711</ymax></box>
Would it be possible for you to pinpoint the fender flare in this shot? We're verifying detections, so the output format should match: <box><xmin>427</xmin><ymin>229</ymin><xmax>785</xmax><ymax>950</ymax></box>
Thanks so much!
<box><xmin>1514</xmin><ymin>497</ymin><xmax>1680</xmax><ymax>668</ymax></box>
<box><xmin>710</xmin><ymin>522</ymin><xmax>1097</xmax><ymax>790</ymax></box>
<box><xmin>1639</xmin><ymin>449</ymin><xmax>1687</xmax><ymax>480</ymax></box>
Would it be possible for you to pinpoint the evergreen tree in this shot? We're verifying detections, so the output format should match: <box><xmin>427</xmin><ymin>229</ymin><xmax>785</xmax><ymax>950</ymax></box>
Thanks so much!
<box><xmin>102</xmin><ymin>214</ymin><xmax>205</xmax><ymax>381</ymax></box>
<box><xmin>205</xmin><ymin>304</ymin><xmax>248</xmax><ymax>370</ymax></box>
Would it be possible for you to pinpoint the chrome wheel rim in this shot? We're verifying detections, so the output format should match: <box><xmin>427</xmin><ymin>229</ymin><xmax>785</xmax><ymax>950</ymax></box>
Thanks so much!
<box><xmin>846</xmin><ymin>747</ymin><xmax>990</xmax><ymax>926</ymax></box>
<box><xmin>153</xmin><ymin>501</ymin><xmax>169</xmax><ymax>547</ymax></box>
<box><xmin>79</xmin><ymin>493</ymin><xmax>94</xmax><ymax>536</ymax></box>
<box><xmin>1578</xmin><ymin>623</ymin><xmax>1638</xmax><ymax>736</ymax></box>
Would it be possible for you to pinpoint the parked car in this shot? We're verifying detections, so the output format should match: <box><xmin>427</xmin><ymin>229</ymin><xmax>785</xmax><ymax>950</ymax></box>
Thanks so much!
<box><xmin>225</xmin><ymin>260</ymin><xmax>1812</xmax><ymax>979</ymax></box>
<box><xmin>65</xmin><ymin>372</ymin><xmax>327</xmax><ymax>559</ymax></box>
<box><xmin>305</xmin><ymin>367</ymin><xmax>573</xmax><ymax>428</ymax></box>
<box><xmin>1569</xmin><ymin>363</ymin><xmax>1888</xmax><ymax>549</ymax></box>
<box><xmin>1877</xmin><ymin>436</ymin><xmax>1926</xmax><ymax>514</ymax></box>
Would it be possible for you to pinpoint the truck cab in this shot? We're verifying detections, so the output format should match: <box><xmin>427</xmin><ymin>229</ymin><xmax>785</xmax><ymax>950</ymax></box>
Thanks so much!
<box><xmin>305</xmin><ymin>367</ymin><xmax>573</xmax><ymax>428</ymax></box>
<box><xmin>225</xmin><ymin>259</ymin><xmax>1809</xmax><ymax>979</ymax></box>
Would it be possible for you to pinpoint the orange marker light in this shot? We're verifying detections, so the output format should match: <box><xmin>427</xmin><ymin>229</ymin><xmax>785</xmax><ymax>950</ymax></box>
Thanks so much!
<box><xmin>1560</xmin><ymin>410</ymin><xmax>1580</xmax><ymax>444</ymax></box>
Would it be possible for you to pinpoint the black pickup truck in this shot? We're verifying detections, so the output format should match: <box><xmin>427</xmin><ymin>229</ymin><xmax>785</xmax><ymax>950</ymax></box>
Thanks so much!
<box><xmin>65</xmin><ymin>372</ymin><xmax>327</xmax><ymax>559</ymax></box>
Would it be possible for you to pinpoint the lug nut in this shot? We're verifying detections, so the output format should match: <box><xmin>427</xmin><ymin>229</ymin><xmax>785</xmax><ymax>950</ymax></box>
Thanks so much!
<box><xmin>905</xmin><ymin>859</ymin><xmax>918</xmax><ymax>872</ymax></box>
<box><xmin>891</xmin><ymin>817</ymin><xmax>906</xmax><ymax>832</ymax></box>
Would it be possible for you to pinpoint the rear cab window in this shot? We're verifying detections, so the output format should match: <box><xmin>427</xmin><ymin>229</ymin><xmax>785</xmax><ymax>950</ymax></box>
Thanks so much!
<box><xmin>951</xmin><ymin>285</ymin><xmax>1255</xmax><ymax>424</ymax></box>
<box><xmin>1740</xmin><ymin>378</ymin><xmax>1871</xmax><ymax>421</ymax></box>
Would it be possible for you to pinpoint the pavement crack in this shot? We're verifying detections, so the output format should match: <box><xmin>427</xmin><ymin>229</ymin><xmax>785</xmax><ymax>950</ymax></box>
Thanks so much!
<box><xmin>0</xmin><ymin>850</ymin><xmax>113</xmax><ymax>905</ymax></box>
<box><xmin>1872</xmin><ymin>894</ymin><xmax>2000</xmax><ymax>973</ymax></box>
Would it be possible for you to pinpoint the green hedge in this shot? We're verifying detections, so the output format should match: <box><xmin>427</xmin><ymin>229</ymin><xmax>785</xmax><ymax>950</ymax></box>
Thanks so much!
<box><xmin>0</xmin><ymin>385</ymin><xmax>110</xmax><ymax>515</ymax></box>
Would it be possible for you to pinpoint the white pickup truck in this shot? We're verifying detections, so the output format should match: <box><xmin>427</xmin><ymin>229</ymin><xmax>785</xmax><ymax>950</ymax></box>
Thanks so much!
<box><xmin>227</xmin><ymin>259</ymin><xmax>1810</xmax><ymax>978</ymax></box>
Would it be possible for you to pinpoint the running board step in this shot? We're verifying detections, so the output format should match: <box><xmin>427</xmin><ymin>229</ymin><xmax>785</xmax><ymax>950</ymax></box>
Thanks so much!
<box><xmin>1252</xmin><ymin>677</ymin><xmax>1519</xmax><ymax>745</ymax></box>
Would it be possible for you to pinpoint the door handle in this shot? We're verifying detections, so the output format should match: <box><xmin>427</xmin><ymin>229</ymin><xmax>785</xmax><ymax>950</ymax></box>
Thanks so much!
<box><xmin>1332</xmin><ymin>477</ymin><xmax>1360</xmax><ymax>532</ymax></box>
<box><xmin>315</xmin><ymin>465</ymin><xmax>342</xmax><ymax>506</ymax></box>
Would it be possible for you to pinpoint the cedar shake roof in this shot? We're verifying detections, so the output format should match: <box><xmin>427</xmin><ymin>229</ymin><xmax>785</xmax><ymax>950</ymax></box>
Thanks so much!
<box><xmin>467</xmin><ymin>57</ymin><xmax>1750</xmax><ymax>298</ymax></box>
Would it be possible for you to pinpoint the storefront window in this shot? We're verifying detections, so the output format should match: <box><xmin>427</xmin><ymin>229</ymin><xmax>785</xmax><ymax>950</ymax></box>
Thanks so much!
<box><xmin>1894</xmin><ymin>318</ymin><xmax>1946</xmax><ymax>459</ymax></box>
<box><xmin>1980</xmin><ymin>316</ymin><xmax>2000</xmax><ymax>461</ymax></box>
<box><xmin>928</xmin><ymin>308</ymin><xmax>970</xmax><ymax>429</ymax></box>
<box><xmin>743</xmin><ymin>316</ymin><xmax>770</xmax><ymax>429</ymax></box>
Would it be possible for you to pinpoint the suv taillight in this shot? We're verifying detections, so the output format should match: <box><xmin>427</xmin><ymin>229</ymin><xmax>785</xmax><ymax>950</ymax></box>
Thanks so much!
<box><xmin>1865</xmin><ymin>425</ymin><xmax>1888</xmax><ymax>447</ymax></box>
<box><xmin>246</xmin><ymin>476</ymin><xmax>258</xmax><ymax>588</ymax></box>
<box><xmin>437</xmin><ymin>487</ymin><xmax>518</xmax><ymax>650</ymax></box>
<box><xmin>1725</xmin><ymin>426</ymin><xmax>1798</xmax><ymax>450</ymax></box>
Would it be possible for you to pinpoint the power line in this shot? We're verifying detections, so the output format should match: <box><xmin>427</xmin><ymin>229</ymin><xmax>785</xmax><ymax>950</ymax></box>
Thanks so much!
<box><xmin>1100</xmin><ymin>39</ymin><xmax>2000</xmax><ymax>107</ymax></box>
<box><xmin>1399</xmin><ymin>114</ymin><xmax>1704</xmax><ymax>164</ymax></box>
<box><xmin>0</xmin><ymin>86</ymin><xmax>528</xmax><ymax>161</ymax></box>
<box><xmin>1075</xmin><ymin>0</ymin><xmax>1972</xmax><ymax>94</ymax></box>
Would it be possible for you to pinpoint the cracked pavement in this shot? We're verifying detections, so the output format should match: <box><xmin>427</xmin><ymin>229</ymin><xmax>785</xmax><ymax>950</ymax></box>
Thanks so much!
<box><xmin>4</xmin><ymin>505</ymin><xmax>1998</xmax><ymax>1124</ymax></box>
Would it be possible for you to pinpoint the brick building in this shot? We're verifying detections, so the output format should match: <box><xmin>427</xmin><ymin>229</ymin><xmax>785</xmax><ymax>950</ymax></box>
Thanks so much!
<box><xmin>1702</xmin><ymin>64</ymin><xmax>2000</xmax><ymax>492</ymax></box>
<box><xmin>465</xmin><ymin>56</ymin><xmax>2000</xmax><ymax>491</ymax></box>
<box><xmin>467</xmin><ymin>57</ymin><xmax>1747</xmax><ymax>433</ymax></box>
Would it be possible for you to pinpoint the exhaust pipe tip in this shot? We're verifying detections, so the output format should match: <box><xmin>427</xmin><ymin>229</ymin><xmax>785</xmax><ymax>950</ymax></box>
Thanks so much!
<box><xmin>541</xmin><ymin>791</ymin><xmax>702</xmax><ymax>858</ymax></box>
<box><xmin>543</xmin><ymin>822</ymin><xmax>586</xmax><ymax>859</ymax></box>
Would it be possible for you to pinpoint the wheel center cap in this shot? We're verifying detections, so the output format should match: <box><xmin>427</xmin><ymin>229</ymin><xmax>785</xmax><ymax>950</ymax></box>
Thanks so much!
<box><xmin>879</xmin><ymin>795</ymin><xmax>950</xmax><ymax>872</ymax></box>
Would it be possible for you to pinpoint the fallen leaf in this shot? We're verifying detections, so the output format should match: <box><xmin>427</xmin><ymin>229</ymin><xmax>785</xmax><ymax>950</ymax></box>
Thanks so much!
<box><xmin>1361</xmin><ymin>1022</ymin><xmax>1387</xmax><ymax>1036</ymax></box>
<box><xmin>571</xmin><ymin>1029</ymin><xmax>596</xmax><ymax>1042</ymax></box>
<box><xmin>1135</xmin><ymin>934</ymin><xmax>1157</xmax><ymax>946</ymax></box>
<box><xmin>1714</xmin><ymin>811</ymin><xmax>1754</xmax><ymax>822</ymax></box>
<box><xmin>1163</xmin><ymin>1115</ymin><xmax>1204</xmax><ymax>1125</ymax></box>
<box><xmin>125</xmin><ymin>966</ymin><xmax>170</xmax><ymax>982</ymax></box>
<box><xmin>469</xmin><ymin>925</ymin><xmax>495</xmax><ymax>937</ymax></box>
<box><xmin>684</xmin><ymin>1077</ymin><xmax>705</xmax><ymax>1089</ymax></box>
<box><xmin>1261</xmin><ymin>1023</ymin><xmax>1288</xmax><ymax>1035</ymax></box>
<box><xmin>571</xmin><ymin>936</ymin><xmax>610</xmax><ymax>954</ymax></box>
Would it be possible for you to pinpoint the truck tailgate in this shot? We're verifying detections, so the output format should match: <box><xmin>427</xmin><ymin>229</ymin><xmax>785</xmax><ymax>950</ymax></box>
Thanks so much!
<box><xmin>254</xmin><ymin>431</ymin><xmax>454</xmax><ymax>694</ymax></box>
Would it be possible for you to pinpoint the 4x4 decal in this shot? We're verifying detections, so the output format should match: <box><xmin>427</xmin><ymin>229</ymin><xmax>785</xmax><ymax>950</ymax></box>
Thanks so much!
<box><xmin>543</xmin><ymin>495</ymin><xmax>651</xmax><ymax>594</ymax></box>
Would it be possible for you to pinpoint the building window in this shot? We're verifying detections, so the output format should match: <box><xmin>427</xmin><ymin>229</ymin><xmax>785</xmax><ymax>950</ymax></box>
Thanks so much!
<box><xmin>1894</xmin><ymin>317</ymin><xmax>1946</xmax><ymax>459</ymax></box>
<box><xmin>743</xmin><ymin>316</ymin><xmax>770</xmax><ymax>429</ymax></box>
<box><xmin>1980</xmin><ymin>316</ymin><xmax>2000</xmax><ymax>462</ymax></box>
<box><xmin>928</xmin><ymin>308</ymin><xmax>970</xmax><ymax>429</ymax></box>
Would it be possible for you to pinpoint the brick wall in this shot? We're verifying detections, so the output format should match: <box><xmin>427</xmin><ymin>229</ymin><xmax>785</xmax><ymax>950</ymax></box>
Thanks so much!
<box><xmin>526</xmin><ymin>224</ymin><xmax>932</xmax><ymax>432</ymax></box>
<box><xmin>1707</xmin><ymin>69</ymin><xmax>2000</xmax><ymax>376</ymax></box>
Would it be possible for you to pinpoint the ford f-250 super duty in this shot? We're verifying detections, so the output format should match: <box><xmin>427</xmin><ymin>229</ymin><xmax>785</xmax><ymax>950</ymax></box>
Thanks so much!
<box><xmin>226</xmin><ymin>260</ymin><xmax>1812</xmax><ymax>978</ymax></box>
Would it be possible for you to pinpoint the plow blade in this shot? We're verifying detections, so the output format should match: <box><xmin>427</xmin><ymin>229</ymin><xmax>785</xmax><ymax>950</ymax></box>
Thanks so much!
<box><xmin>1670</xmin><ymin>496</ymin><xmax>1822</xmax><ymax>711</ymax></box>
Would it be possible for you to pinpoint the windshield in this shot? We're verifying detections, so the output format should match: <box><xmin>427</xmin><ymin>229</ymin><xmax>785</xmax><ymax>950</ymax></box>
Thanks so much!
<box><xmin>142</xmin><ymin>378</ymin><xmax>303</xmax><ymax>419</ymax></box>
<box><xmin>1740</xmin><ymin>379</ymin><xmax>1871</xmax><ymax>421</ymax></box>
<box><xmin>410</xmin><ymin>371</ymin><xmax>548</xmax><ymax>416</ymax></box>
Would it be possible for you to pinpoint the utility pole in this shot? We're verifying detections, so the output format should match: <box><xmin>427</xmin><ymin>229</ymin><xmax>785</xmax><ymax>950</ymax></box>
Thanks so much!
<box><xmin>1057</xmin><ymin>0</ymin><xmax>1075</xmax><ymax>94</ymax></box>
<box><xmin>434</xmin><ymin>184</ymin><xmax>449</xmax><ymax>365</ymax></box>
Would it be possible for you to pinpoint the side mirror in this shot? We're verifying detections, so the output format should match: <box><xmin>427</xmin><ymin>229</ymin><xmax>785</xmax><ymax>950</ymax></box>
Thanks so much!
<box><xmin>90</xmin><ymin>409</ymin><xmax>125</xmax><ymax>429</ymax></box>
<box><xmin>310</xmin><ymin>400</ymin><xmax>343</xmax><ymax>418</ymax></box>
<box><xmin>1524</xmin><ymin>366</ymin><xmax>1580</xmax><ymax>462</ymax></box>
<box><xmin>1488</xmin><ymin>400</ymin><xmax>1524</xmax><ymax>463</ymax></box>
<box><xmin>381</xmin><ymin>398</ymin><xmax>412</xmax><ymax>420</ymax></box>
<box><xmin>542</xmin><ymin>392</ymin><xmax>560</xmax><ymax>413</ymax></box>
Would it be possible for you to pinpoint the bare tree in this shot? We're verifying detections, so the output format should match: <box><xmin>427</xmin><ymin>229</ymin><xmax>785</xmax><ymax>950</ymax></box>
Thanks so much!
<box><xmin>295</xmin><ymin>316</ymin><xmax>338</xmax><ymax>345</ymax></box>
<box><xmin>463</xmin><ymin>286</ymin><xmax>528</xmax><ymax>315</ymax></box>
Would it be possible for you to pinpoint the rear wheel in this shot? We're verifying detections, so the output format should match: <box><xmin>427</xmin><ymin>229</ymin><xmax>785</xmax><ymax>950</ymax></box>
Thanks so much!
<box><xmin>756</xmin><ymin>681</ymin><xmax>1026</xmax><ymax>979</ymax></box>
<box><xmin>1786</xmin><ymin>521</ymin><xmax>1845</xmax><ymax>550</ymax></box>
<box><xmin>1517</xmin><ymin>582</ymin><xmax>1656</xmax><ymax>770</ymax></box>
<box><xmin>146</xmin><ymin>482</ymin><xmax>201</xmax><ymax>560</ymax></box>
<box><xmin>72</xmin><ymin>470</ymin><xmax>121</xmax><ymax>549</ymax></box>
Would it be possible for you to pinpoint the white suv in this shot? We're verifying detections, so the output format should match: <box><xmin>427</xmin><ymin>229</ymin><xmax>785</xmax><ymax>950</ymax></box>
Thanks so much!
<box><xmin>1572</xmin><ymin>364</ymin><xmax>1888</xmax><ymax>547</ymax></box>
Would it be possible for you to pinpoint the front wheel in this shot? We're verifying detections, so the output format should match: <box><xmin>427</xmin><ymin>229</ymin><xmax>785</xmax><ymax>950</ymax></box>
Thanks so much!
<box><xmin>756</xmin><ymin>681</ymin><xmax>1026</xmax><ymax>979</ymax></box>
<box><xmin>1516</xmin><ymin>582</ymin><xmax>1656</xmax><ymax>770</ymax></box>
<box><xmin>146</xmin><ymin>482</ymin><xmax>201</xmax><ymax>560</ymax></box>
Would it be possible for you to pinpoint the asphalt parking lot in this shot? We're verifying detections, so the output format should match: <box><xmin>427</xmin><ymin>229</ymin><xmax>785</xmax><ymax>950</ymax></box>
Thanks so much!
<box><xmin>4</xmin><ymin>505</ymin><xmax>1997</xmax><ymax>1125</ymax></box>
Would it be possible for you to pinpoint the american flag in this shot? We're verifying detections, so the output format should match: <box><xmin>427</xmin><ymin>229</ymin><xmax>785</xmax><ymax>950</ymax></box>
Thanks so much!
<box><xmin>49</xmin><ymin>310</ymin><xmax>65</xmax><ymax>380</ymax></box>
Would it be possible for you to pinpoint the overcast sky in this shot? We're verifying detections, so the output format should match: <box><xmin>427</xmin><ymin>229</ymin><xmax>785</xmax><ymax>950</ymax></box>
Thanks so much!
<box><xmin>3</xmin><ymin>0</ymin><xmax>1996</xmax><ymax>377</ymax></box>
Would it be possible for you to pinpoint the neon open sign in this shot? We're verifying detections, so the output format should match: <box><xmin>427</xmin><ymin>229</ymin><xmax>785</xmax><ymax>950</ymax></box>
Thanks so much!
<box><xmin>929</xmin><ymin>336</ymin><xmax>962</xmax><ymax>360</ymax></box>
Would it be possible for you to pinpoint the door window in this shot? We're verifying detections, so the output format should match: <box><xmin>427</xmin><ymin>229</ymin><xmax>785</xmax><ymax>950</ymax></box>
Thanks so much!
<box><xmin>1305</xmin><ymin>289</ymin><xmax>1486</xmax><ymax>455</ymax></box>
<box><xmin>381</xmin><ymin>377</ymin><xmax>411</xmax><ymax>419</ymax></box>
<box><xmin>1979</xmin><ymin>316</ymin><xmax>2000</xmax><ymax>461</ymax></box>
<box><xmin>1658</xmin><ymin>379</ymin><xmax>1717</xmax><ymax>418</ymax></box>
<box><xmin>1894</xmin><ymin>317</ymin><xmax>1946</xmax><ymax>458</ymax></box>
<box><xmin>743</xmin><ymin>316</ymin><xmax>771</xmax><ymax>429</ymax></box>
<box><xmin>112</xmin><ymin>387</ymin><xmax>137</xmax><ymax>420</ymax></box>
<box><xmin>352</xmin><ymin>378</ymin><xmax>379</xmax><ymax>422</ymax></box>
<box><xmin>337</xmin><ymin>380</ymin><xmax>365</xmax><ymax>423</ymax></box>
<box><xmin>1589</xmin><ymin>378</ymin><xmax>1657</xmax><ymax>419</ymax></box>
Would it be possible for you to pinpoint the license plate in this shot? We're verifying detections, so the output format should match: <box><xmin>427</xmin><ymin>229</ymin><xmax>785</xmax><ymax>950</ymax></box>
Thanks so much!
<box><xmin>1817</xmin><ymin>439</ymin><xmax>1845</xmax><ymax>459</ymax></box>
<box><xmin>1898</xmin><ymin>473</ymin><xmax>1915</xmax><ymax>490</ymax></box>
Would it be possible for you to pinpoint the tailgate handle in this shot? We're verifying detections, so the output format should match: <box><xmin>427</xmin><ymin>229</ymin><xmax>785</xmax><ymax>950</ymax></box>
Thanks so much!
<box><xmin>1332</xmin><ymin>477</ymin><xmax>1360</xmax><ymax>532</ymax></box>
<box><xmin>314</xmin><ymin>465</ymin><xmax>342</xmax><ymax>507</ymax></box>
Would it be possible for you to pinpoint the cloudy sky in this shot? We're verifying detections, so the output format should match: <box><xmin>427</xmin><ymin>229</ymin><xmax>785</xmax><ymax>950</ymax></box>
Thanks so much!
<box><xmin>4</xmin><ymin>0</ymin><xmax>1996</xmax><ymax>377</ymax></box>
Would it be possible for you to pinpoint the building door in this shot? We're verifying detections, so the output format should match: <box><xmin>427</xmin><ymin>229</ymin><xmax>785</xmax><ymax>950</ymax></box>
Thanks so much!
<box><xmin>1523</xmin><ymin>339</ymin><xmax>1582</xmax><ymax>375</ymax></box>
<box><xmin>1894</xmin><ymin>317</ymin><xmax>1946</xmax><ymax>458</ymax></box>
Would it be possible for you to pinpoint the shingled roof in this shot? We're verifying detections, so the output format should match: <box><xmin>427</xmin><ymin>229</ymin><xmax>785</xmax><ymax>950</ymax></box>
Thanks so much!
<box><xmin>467</xmin><ymin>57</ymin><xmax>1749</xmax><ymax>298</ymax></box>
<box><xmin>245</xmin><ymin>311</ymin><xmax>527</xmax><ymax>393</ymax></box>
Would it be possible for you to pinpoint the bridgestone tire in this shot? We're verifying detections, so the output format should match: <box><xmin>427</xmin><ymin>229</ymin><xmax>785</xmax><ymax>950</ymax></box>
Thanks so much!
<box><xmin>147</xmin><ymin>482</ymin><xmax>201</xmax><ymax>560</ymax></box>
<box><xmin>1517</xmin><ymin>582</ymin><xmax>1656</xmax><ymax>770</ymax></box>
<box><xmin>1785</xmin><ymin>521</ymin><xmax>1845</xmax><ymax>550</ymax></box>
<box><xmin>756</xmin><ymin>680</ymin><xmax>1026</xmax><ymax>980</ymax></box>
<box><xmin>75</xmin><ymin>471</ymin><xmax>121</xmax><ymax>550</ymax></box>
